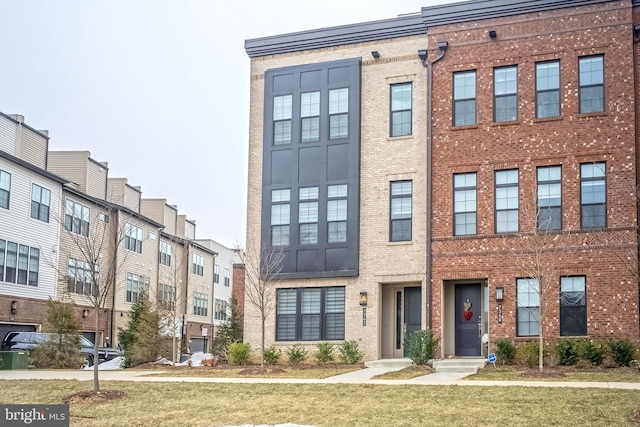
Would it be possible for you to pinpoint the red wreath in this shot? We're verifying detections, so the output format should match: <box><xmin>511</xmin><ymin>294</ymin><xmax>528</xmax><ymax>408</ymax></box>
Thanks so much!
<box><xmin>463</xmin><ymin>299</ymin><xmax>473</xmax><ymax>321</ymax></box>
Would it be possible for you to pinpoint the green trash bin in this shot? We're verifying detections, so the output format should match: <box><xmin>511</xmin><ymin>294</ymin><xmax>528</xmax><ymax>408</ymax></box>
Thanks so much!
<box><xmin>0</xmin><ymin>351</ymin><xmax>29</xmax><ymax>370</ymax></box>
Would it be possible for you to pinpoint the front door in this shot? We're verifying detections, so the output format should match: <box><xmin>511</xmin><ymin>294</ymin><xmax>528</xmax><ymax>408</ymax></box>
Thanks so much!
<box><xmin>382</xmin><ymin>285</ymin><xmax>422</xmax><ymax>358</ymax></box>
<box><xmin>454</xmin><ymin>283</ymin><xmax>481</xmax><ymax>356</ymax></box>
<box><xmin>403</xmin><ymin>287</ymin><xmax>422</xmax><ymax>356</ymax></box>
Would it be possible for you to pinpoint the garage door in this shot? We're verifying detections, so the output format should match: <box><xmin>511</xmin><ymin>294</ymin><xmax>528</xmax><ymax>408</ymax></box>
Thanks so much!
<box><xmin>0</xmin><ymin>324</ymin><xmax>36</xmax><ymax>342</ymax></box>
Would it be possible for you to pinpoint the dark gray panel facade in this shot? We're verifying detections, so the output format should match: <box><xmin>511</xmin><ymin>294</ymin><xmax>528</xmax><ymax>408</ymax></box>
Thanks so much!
<box><xmin>261</xmin><ymin>58</ymin><xmax>361</xmax><ymax>279</ymax></box>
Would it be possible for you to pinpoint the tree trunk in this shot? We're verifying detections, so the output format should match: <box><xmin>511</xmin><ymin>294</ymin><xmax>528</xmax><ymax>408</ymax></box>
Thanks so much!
<box><xmin>538</xmin><ymin>331</ymin><xmax>544</xmax><ymax>372</ymax></box>
<box><xmin>261</xmin><ymin>315</ymin><xmax>265</xmax><ymax>368</ymax></box>
<box><xmin>94</xmin><ymin>310</ymin><xmax>100</xmax><ymax>392</ymax></box>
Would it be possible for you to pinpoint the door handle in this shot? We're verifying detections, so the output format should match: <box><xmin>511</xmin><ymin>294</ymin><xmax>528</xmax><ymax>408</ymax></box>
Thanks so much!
<box><xmin>477</xmin><ymin>315</ymin><xmax>482</xmax><ymax>337</ymax></box>
<box><xmin>403</xmin><ymin>323</ymin><xmax>407</xmax><ymax>333</ymax></box>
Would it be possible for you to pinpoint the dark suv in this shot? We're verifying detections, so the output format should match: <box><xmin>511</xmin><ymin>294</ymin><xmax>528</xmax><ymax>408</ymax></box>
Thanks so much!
<box><xmin>0</xmin><ymin>332</ymin><xmax>121</xmax><ymax>367</ymax></box>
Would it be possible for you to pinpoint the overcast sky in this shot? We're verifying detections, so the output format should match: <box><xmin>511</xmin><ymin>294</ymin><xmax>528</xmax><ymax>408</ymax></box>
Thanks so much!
<box><xmin>0</xmin><ymin>0</ymin><xmax>460</xmax><ymax>248</ymax></box>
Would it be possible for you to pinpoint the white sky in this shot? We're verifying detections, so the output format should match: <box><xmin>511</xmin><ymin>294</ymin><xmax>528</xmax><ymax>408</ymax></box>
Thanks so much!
<box><xmin>0</xmin><ymin>0</ymin><xmax>461</xmax><ymax>248</ymax></box>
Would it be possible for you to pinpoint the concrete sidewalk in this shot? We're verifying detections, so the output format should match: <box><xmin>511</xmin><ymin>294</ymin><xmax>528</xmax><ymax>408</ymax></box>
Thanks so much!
<box><xmin>0</xmin><ymin>367</ymin><xmax>639</xmax><ymax>389</ymax></box>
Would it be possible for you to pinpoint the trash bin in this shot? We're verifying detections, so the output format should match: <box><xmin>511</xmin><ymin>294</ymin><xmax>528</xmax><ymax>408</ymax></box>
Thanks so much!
<box><xmin>0</xmin><ymin>351</ymin><xmax>29</xmax><ymax>370</ymax></box>
<box><xmin>179</xmin><ymin>354</ymin><xmax>190</xmax><ymax>363</ymax></box>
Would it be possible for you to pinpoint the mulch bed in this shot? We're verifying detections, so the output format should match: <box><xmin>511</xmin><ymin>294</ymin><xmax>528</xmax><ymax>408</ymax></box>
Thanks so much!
<box><xmin>63</xmin><ymin>389</ymin><xmax>126</xmax><ymax>404</ymax></box>
<box><xmin>133</xmin><ymin>361</ymin><xmax>365</xmax><ymax>374</ymax></box>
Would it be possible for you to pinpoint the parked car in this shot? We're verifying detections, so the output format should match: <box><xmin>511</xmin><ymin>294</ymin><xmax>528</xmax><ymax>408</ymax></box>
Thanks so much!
<box><xmin>0</xmin><ymin>331</ymin><xmax>121</xmax><ymax>367</ymax></box>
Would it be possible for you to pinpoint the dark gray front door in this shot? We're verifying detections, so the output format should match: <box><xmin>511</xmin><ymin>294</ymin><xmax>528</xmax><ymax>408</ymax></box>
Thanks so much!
<box><xmin>403</xmin><ymin>286</ymin><xmax>422</xmax><ymax>357</ymax></box>
<box><xmin>455</xmin><ymin>283</ymin><xmax>481</xmax><ymax>356</ymax></box>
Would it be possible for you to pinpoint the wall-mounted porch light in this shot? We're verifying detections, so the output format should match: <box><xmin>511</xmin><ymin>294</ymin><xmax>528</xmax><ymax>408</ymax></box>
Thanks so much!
<box><xmin>10</xmin><ymin>300</ymin><xmax>17</xmax><ymax>315</ymax></box>
<box><xmin>82</xmin><ymin>309</ymin><xmax>89</xmax><ymax>318</ymax></box>
<box><xmin>495</xmin><ymin>287</ymin><xmax>504</xmax><ymax>302</ymax></box>
<box><xmin>359</xmin><ymin>291</ymin><xmax>368</xmax><ymax>307</ymax></box>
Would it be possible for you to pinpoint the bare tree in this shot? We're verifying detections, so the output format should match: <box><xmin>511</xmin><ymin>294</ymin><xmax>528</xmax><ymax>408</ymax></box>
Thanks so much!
<box><xmin>243</xmin><ymin>233</ymin><xmax>284</xmax><ymax>367</ymax></box>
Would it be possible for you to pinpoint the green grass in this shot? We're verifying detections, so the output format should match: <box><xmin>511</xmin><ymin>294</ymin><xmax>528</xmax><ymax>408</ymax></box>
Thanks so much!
<box><xmin>0</xmin><ymin>380</ymin><xmax>638</xmax><ymax>426</ymax></box>
<box><xmin>468</xmin><ymin>365</ymin><xmax>640</xmax><ymax>382</ymax></box>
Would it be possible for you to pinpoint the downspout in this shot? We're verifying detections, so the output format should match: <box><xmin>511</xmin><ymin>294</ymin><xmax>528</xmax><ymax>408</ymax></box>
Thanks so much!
<box><xmin>420</xmin><ymin>41</ymin><xmax>448</xmax><ymax>330</ymax></box>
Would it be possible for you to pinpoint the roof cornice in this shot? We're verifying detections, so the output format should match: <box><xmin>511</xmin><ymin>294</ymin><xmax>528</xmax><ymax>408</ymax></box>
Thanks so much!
<box><xmin>0</xmin><ymin>149</ymin><xmax>67</xmax><ymax>184</ymax></box>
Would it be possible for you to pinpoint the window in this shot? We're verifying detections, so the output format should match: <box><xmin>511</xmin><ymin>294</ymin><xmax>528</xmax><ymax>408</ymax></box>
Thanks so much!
<box><xmin>390</xmin><ymin>181</ymin><xmax>412</xmax><ymax>242</ymax></box>
<box><xmin>0</xmin><ymin>240</ymin><xmax>39</xmax><ymax>286</ymax></box>
<box><xmin>327</xmin><ymin>184</ymin><xmax>348</xmax><ymax>243</ymax></box>
<box><xmin>536</xmin><ymin>60</ymin><xmax>560</xmax><ymax>118</ymax></box>
<box><xmin>126</xmin><ymin>272</ymin><xmax>149</xmax><ymax>303</ymax></box>
<box><xmin>159</xmin><ymin>241</ymin><xmax>172</xmax><ymax>266</ymax></box>
<box><xmin>453</xmin><ymin>71</ymin><xmax>476</xmax><ymax>126</ymax></box>
<box><xmin>560</xmin><ymin>276</ymin><xmax>587</xmax><ymax>336</ymax></box>
<box><xmin>124</xmin><ymin>223</ymin><xmax>143</xmax><ymax>253</ymax></box>
<box><xmin>0</xmin><ymin>170</ymin><xmax>10</xmax><ymax>209</ymax></box>
<box><xmin>454</xmin><ymin>173</ymin><xmax>477</xmax><ymax>236</ymax></box>
<box><xmin>495</xmin><ymin>170</ymin><xmax>519</xmax><ymax>233</ymax></box>
<box><xmin>214</xmin><ymin>264</ymin><xmax>220</xmax><ymax>284</ymax></box>
<box><xmin>579</xmin><ymin>55</ymin><xmax>604</xmax><ymax>113</ymax></box>
<box><xmin>537</xmin><ymin>166</ymin><xmax>562</xmax><ymax>231</ymax></box>
<box><xmin>224</xmin><ymin>268</ymin><xmax>230</xmax><ymax>287</ymax></box>
<box><xmin>390</xmin><ymin>83</ymin><xmax>412</xmax><ymax>136</ymax></box>
<box><xmin>494</xmin><ymin>66</ymin><xmax>517</xmax><ymax>122</ymax></box>
<box><xmin>301</xmin><ymin>91</ymin><xmax>320</xmax><ymax>143</ymax></box>
<box><xmin>30</xmin><ymin>184</ymin><xmax>51</xmax><ymax>222</ymax></box>
<box><xmin>273</xmin><ymin>95</ymin><xmax>292</xmax><ymax>145</ymax></box>
<box><xmin>271</xmin><ymin>189</ymin><xmax>290</xmax><ymax>246</ymax></box>
<box><xmin>67</xmin><ymin>258</ymin><xmax>98</xmax><ymax>296</ymax></box>
<box><xmin>64</xmin><ymin>199</ymin><xmax>90</xmax><ymax>237</ymax></box>
<box><xmin>299</xmin><ymin>186</ymin><xmax>318</xmax><ymax>245</ymax></box>
<box><xmin>148</xmin><ymin>232</ymin><xmax>156</xmax><ymax>241</ymax></box>
<box><xmin>98</xmin><ymin>212</ymin><xmax>109</xmax><ymax>223</ymax></box>
<box><xmin>581</xmin><ymin>162</ymin><xmax>606</xmax><ymax>228</ymax></box>
<box><xmin>517</xmin><ymin>278</ymin><xmax>540</xmax><ymax>336</ymax></box>
<box><xmin>193</xmin><ymin>292</ymin><xmax>208</xmax><ymax>316</ymax></box>
<box><xmin>276</xmin><ymin>287</ymin><xmax>345</xmax><ymax>341</ymax></box>
<box><xmin>192</xmin><ymin>254</ymin><xmax>204</xmax><ymax>276</ymax></box>
<box><xmin>329</xmin><ymin>88</ymin><xmax>349</xmax><ymax>139</ymax></box>
<box><xmin>158</xmin><ymin>284</ymin><xmax>175</xmax><ymax>311</ymax></box>
<box><xmin>215</xmin><ymin>298</ymin><xmax>227</xmax><ymax>321</ymax></box>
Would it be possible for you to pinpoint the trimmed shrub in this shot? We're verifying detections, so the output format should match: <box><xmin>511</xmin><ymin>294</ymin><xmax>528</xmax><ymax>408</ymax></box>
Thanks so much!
<box><xmin>609</xmin><ymin>339</ymin><xmax>636</xmax><ymax>367</ymax></box>
<box><xmin>515</xmin><ymin>342</ymin><xmax>540</xmax><ymax>368</ymax></box>
<box><xmin>286</xmin><ymin>344</ymin><xmax>308</xmax><ymax>366</ymax></box>
<box><xmin>339</xmin><ymin>340</ymin><xmax>364</xmax><ymax>365</ymax></box>
<box><xmin>314</xmin><ymin>342</ymin><xmax>334</xmax><ymax>366</ymax></box>
<box><xmin>262</xmin><ymin>345</ymin><xmax>281</xmax><ymax>366</ymax></box>
<box><xmin>494</xmin><ymin>338</ymin><xmax>516</xmax><ymax>365</ymax></box>
<box><xmin>577</xmin><ymin>340</ymin><xmax>604</xmax><ymax>366</ymax></box>
<box><xmin>227</xmin><ymin>342</ymin><xmax>252</xmax><ymax>366</ymax></box>
<box><xmin>556</xmin><ymin>338</ymin><xmax>578</xmax><ymax>366</ymax></box>
<box><xmin>404</xmin><ymin>330</ymin><xmax>438</xmax><ymax>365</ymax></box>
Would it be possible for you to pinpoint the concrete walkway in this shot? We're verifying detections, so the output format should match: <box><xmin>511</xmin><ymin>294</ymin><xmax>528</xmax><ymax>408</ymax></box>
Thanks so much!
<box><xmin>0</xmin><ymin>367</ymin><xmax>639</xmax><ymax>389</ymax></box>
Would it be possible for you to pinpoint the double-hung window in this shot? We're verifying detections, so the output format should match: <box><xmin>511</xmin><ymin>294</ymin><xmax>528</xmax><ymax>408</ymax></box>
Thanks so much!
<box><xmin>454</xmin><ymin>173</ymin><xmax>477</xmax><ymax>236</ymax></box>
<box><xmin>329</xmin><ymin>88</ymin><xmax>349</xmax><ymax>139</ymax></box>
<box><xmin>224</xmin><ymin>268</ymin><xmax>230</xmax><ymax>286</ymax></box>
<box><xmin>299</xmin><ymin>187</ymin><xmax>318</xmax><ymax>245</ymax></box>
<box><xmin>193</xmin><ymin>292</ymin><xmax>208</xmax><ymax>316</ymax></box>
<box><xmin>0</xmin><ymin>240</ymin><xmax>40</xmax><ymax>286</ymax></box>
<box><xmin>494</xmin><ymin>66</ymin><xmax>517</xmax><ymax>122</ymax></box>
<box><xmin>192</xmin><ymin>254</ymin><xmax>204</xmax><ymax>276</ymax></box>
<box><xmin>67</xmin><ymin>258</ymin><xmax>98</xmax><ymax>296</ymax></box>
<box><xmin>159</xmin><ymin>241</ymin><xmax>172</xmax><ymax>266</ymax></box>
<box><xmin>126</xmin><ymin>272</ymin><xmax>149</xmax><ymax>303</ymax></box>
<box><xmin>30</xmin><ymin>184</ymin><xmax>51</xmax><ymax>223</ymax></box>
<box><xmin>124</xmin><ymin>223</ymin><xmax>143</xmax><ymax>253</ymax></box>
<box><xmin>579</xmin><ymin>55</ymin><xmax>604</xmax><ymax>113</ymax></box>
<box><xmin>453</xmin><ymin>71</ymin><xmax>476</xmax><ymax>126</ymax></box>
<box><xmin>537</xmin><ymin>166</ymin><xmax>562</xmax><ymax>231</ymax></box>
<box><xmin>215</xmin><ymin>298</ymin><xmax>227</xmax><ymax>321</ymax></box>
<box><xmin>390</xmin><ymin>181</ymin><xmax>412</xmax><ymax>242</ymax></box>
<box><xmin>517</xmin><ymin>278</ymin><xmax>540</xmax><ymax>337</ymax></box>
<box><xmin>581</xmin><ymin>162</ymin><xmax>606</xmax><ymax>228</ymax></box>
<box><xmin>0</xmin><ymin>170</ymin><xmax>10</xmax><ymax>209</ymax></box>
<box><xmin>214</xmin><ymin>264</ymin><xmax>220</xmax><ymax>283</ymax></box>
<box><xmin>390</xmin><ymin>83</ymin><xmax>412</xmax><ymax>137</ymax></box>
<box><xmin>560</xmin><ymin>276</ymin><xmax>587</xmax><ymax>336</ymax></box>
<box><xmin>301</xmin><ymin>91</ymin><xmax>320</xmax><ymax>143</ymax></box>
<box><xmin>158</xmin><ymin>284</ymin><xmax>175</xmax><ymax>311</ymax></box>
<box><xmin>273</xmin><ymin>95</ymin><xmax>292</xmax><ymax>145</ymax></box>
<box><xmin>327</xmin><ymin>184</ymin><xmax>347</xmax><ymax>243</ymax></box>
<box><xmin>271</xmin><ymin>189</ymin><xmax>290</xmax><ymax>246</ymax></box>
<box><xmin>65</xmin><ymin>199</ymin><xmax>90</xmax><ymax>237</ymax></box>
<box><xmin>495</xmin><ymin>170</ymin><xmax>519</xmax><ymax>233</ymax></box>
<box><xmin>276</xmin><ymin>287</ymin><xmax>345</xmax><ymax>341</ymax></box>
<box><xmin>536</xmin><ymin>60</ymin><xmax>560</xmax><ymax>118</ymax></box>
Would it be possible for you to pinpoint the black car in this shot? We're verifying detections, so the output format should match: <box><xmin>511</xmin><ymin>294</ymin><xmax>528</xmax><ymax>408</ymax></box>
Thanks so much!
<box><xmin>0</xmin><ymin>331</ymin><xmax>121</xmax><ymax>367</ymax></box>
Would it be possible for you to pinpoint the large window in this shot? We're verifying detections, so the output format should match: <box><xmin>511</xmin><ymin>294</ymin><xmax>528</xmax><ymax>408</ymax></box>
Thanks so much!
<box><xmin>214</xmin><ymin>264</ymin><xmax>220</xmax><ymax>284</ymax></box>
<box><xmin>453</xmin><ymin>71</ymin><xmax>476</xmax><ymax>126</ymax></box>
<box><xmin>301</xmin><ymin>91</ymin><xmax>320</xmax><ymax>143</ymax></box>
<box><xmin>159</xmin><ymin>241</ymin><xmax>172</xmax><ymax>266</ymax></box>
<box><xmin>224</xmin><ymin>268</ymin><xmax>230</xmax><ymax>287</ymax></box>
<box><xmin>390</xmin><ymin>181</ymin><xmax>412</xmax><ymax>242</ymax></box>
<box><xmin>124</xmin><ymin>223</ymin><xmax>143</xmax><ymax>253</ymax></box>
<box><xmin>192</xmin><ymin>254</ymin><xmax>204</xmax><ymax>276</ymax></box>
<box><xmin>327</xmin><ymin>184</ymin><xmax>348</xmax><ymax>243</ymax></box>
<box><xmin>271</xmin><ymin>189</ymin><xmax>290</xmax><ymax>246</ymax></box>
<box><xmin>329</xmin><ymin>88</ymin><xmax>349</xmax><ymax>139</ymax></box>
<box><xmin>560</xmin><ymin>276</ymin><xmax>587</xmax><ymax>336</ymax></box>
<box><xmin>580</xmin><ymin>162</ymin><xmax>606</xmax><ymax>228</ymax></box>
<box><xmin>579</xmin><ymin>55</ymin><xmax>604</xmax><ymax>113</ymax></box>
<box><xmin>537</xmin><ymin>166</ymin><xmax>562</xmax><ymax>231</ymax></box>
<box><xmin>126</xmin><ymin>272</ymin><xmax>149</xmax><ymax>303</ymax></box>
<box><xmin>0</xmin><ymin>239</ymin><xmax>39</xmax><ymax>286</ymax></box>
<box><xmin>214</xmin><ymin>298</ymin><xmax>227</xmax><ymax>321</ymax></box>
<box><xmin>0</xmin><ymin>170</ymin><xmax>10</xmax><ymax>209</ymax></box>
<box><xmin>494</xmin><ymin>66</ymin><xmax>517</xmax><ymax>122</ymax></box>
<box><xmin>193</xmin><ymin>292</ymin><xmax>208</xmax><ymax>316</ymax></box>
<box><xmin>454</xmin><ymin>173</ymin><xmax>477</xmax><ymax>236</ymax></box>
<box><xmin>276</xmin><ymin>287</ymin><xmax>345</xmax><ymax>341</ymax></box>
<box><xmin>65</xmin><ymin>199</ymin><xmax>90</xmax><ymax>237</ymax></box>
<box><xmin>299</xmin><ymin>186</ymin><xmax>318</xmax><ymax>245</ymax></box>
<box><xmin>495</xmin><ymin>170</ymin><xmax>519</xmax><ymax>233</ymax></box>
<box><xmin>30</xmin><ymin>184</ymin><xmax>51</xmax><ymax>223</ymax></box>
<box><xmin>390</xmin><ymin>83</ymin><xmax>412</xmax><ymax>137</ymax></box>
<box><xmin>158</xmin><ymin>284</ymin><xmax>175</xmax><ymax>311</ymax></box>
<box><xmin>273</xmin><ymin>95</ymin><xmax>292</xmax><ymax>145</ymax></box>
<box><xmin>67</xmin><ymin>258</ymin><xmax>98</xmax><ymax>296</ymax></box>
<box><xmin>517</xmin><ymin>278</ymin><xmax>540</xmax><ymax>337</ymax></box>
<box><xmin>536</xmin><ymin>60</ymin><xmax>560</xmax><ymax>118</ymax></box>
